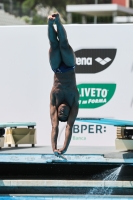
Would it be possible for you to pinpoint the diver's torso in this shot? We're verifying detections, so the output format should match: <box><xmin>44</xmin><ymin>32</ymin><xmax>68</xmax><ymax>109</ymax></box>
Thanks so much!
<box><xmin>51</xmin><ymin>70</ymin><xmax>79</xmax><ymax>107</ymax></box>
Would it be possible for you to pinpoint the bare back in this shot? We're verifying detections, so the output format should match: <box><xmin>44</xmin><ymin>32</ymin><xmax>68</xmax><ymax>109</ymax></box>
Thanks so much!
<box><xmin>50</xmin><ymin>70</ymin><xmax>79</xmax><ymax>108</ymax></box>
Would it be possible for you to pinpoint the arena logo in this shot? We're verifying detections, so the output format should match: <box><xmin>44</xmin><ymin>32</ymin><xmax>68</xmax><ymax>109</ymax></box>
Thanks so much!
<box><xmin>77</xmin><ymin>83</ymin><xmax>116</xmax><ymax>109</ymax></box>
<box><xmin>75</xmin><ymin>49</ymin><xmax>117</xmax><ymax>73</ymax></box>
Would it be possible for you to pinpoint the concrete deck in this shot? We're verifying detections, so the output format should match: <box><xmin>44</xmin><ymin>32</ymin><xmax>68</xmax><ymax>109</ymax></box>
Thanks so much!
<box><xmin>0</xmin><ymin>146</ymin><xmax>119</xmax><ymax>155</ymax></box>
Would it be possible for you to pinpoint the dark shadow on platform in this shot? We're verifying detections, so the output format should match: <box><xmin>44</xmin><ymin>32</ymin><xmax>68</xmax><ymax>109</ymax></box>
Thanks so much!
<box><xmin>122</xmin><ymin>151</ymin><xmax>133</xmax><ymax>159</ymax></box>
<box><xmin>0</xmin><ymin>163</ymin><xmax>120</xmax><ymax>180</ymax></box>
<box><xmin>104</xmin><ymin>151</ymin><xmax>133</xmax><ymax>159</ymax></box>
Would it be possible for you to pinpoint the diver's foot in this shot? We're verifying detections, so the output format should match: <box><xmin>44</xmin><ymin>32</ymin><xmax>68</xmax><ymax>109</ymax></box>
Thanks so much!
<box><xmin>54</xmin><ymin>150</ymin><xmax>67</xmax><ymax>160</ymax></box>
<box><xmin>54</xmin><ymin>149</ymin><xmax>61</xmax><ymax>157</ymax></box>
<box><xmin>52</xmin><ymin>13</ymin><xmax>61</xmax><ymax>24</ymax></box>
<box><xmin>48</xmin><ymin>15</ymin><xmax>55</xmax><ymax>25</ymax></box>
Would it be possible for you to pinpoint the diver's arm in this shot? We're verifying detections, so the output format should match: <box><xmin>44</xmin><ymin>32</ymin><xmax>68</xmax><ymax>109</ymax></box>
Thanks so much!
<box><xmin>59</xmin><ymin>102</ymin><xmax>79</xmax><ymax>154</ymax></box>
<box><xmin>50</xmin><ymin>94</ymin><xmax>59</xmax><ymax>152</ymax></box>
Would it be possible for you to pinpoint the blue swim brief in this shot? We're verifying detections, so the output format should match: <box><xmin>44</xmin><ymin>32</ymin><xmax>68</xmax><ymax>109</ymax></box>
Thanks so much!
<box><xmin>53</xmin><ymin>62</ymin><xmax>75</xmax><ymax>73</ymax></box>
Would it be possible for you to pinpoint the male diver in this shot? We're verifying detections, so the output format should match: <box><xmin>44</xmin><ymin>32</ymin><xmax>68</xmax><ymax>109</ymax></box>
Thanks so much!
<box><xmin>48</xmin><ymin>13</ymin><xmax>79</xmax><ymax>158</ymax></box>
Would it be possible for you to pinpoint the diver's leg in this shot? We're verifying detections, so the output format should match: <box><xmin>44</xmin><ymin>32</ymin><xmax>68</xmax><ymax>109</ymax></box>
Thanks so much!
<box><xmin>52</xmin><ymin>13</ymin><xmax>76</xmax><ymax>67</ymax></box>
<box><xmin>48</xmin><ymin>15</ymin><xmax>62</xmax><ymax>71</ymax></box>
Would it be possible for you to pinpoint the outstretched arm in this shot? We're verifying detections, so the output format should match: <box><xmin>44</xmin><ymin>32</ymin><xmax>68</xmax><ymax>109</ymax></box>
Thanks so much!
<box><xmin>50</xmin><ymin>94</ymin><xmax>59</xmax><ymax>152</ymax></box>
<box><xmin>59</xmin><ymin>102</ymin><xmax>79</xmax><ymax>154</ymax></box>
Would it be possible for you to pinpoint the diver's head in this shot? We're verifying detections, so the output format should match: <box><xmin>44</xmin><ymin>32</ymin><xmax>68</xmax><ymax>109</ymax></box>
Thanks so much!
<box><xmin>58</xmin><ymin>103</ymin><xmax>70</xmax><ymax>122</ymax></box>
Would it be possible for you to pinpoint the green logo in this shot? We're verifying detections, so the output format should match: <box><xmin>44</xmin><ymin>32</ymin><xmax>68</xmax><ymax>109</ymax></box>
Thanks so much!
<box><xmin>77</xmin><ymin>83</ymin><xmax>116</xmax><ymax>109</ymax></box>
